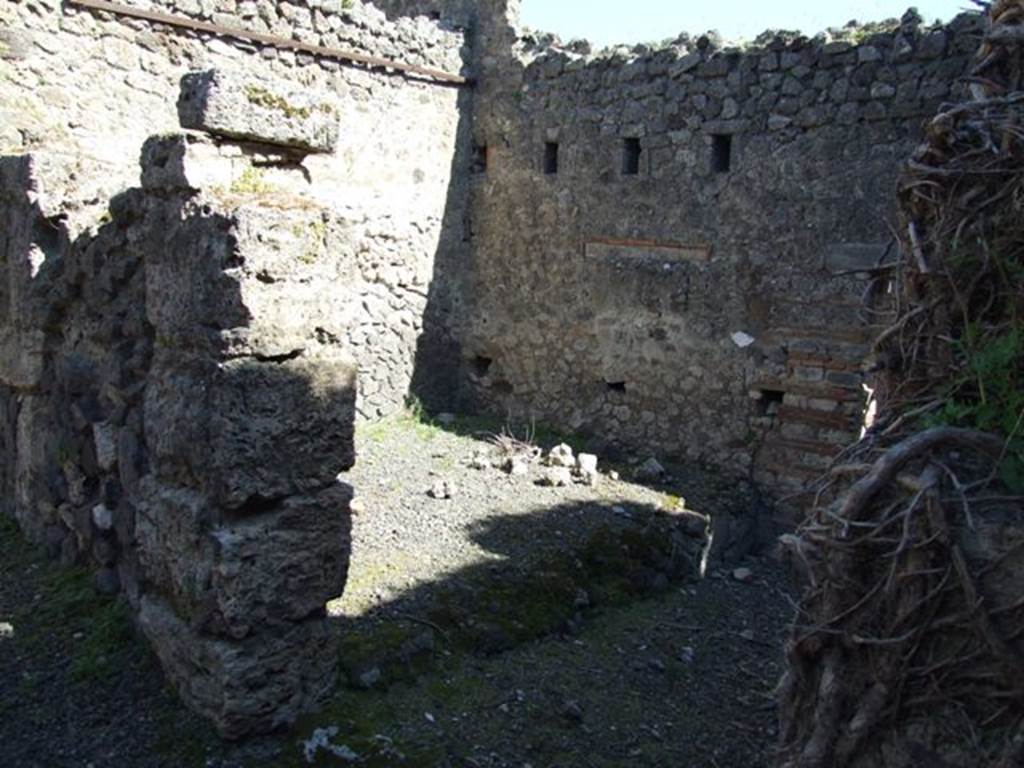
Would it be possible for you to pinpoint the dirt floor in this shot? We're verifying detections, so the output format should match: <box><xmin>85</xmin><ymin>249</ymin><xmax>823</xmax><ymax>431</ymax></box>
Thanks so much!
<box><xmin>0</xmin><ymin>413</ymin><xmax>794</xmax><ymax>767</ymax></box>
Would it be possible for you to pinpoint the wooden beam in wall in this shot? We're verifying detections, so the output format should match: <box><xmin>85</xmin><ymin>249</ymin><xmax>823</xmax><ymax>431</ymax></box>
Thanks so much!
<box><xmin>67</xmin><ymin>0</ymin><xmax>472</xmax><ymax>86</ymax></box>
<box><xmin>585</xmin><ymin>237</ymin><xmax>713</xmax><ymax>264</ymax></box>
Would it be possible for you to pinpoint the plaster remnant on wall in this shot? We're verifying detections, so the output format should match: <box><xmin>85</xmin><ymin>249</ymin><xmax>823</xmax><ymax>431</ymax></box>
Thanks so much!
<box><xmin>731</xmin><ymin>332</ymin><xmax>756</xmax><ymax>349</ymax></box>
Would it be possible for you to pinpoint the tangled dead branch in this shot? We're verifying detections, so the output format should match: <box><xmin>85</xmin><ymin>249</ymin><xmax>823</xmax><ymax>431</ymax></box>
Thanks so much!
<box><xmin>486</xmin><ymin>417</ymin><xmax>542</xmax><ymax>466</ymax></box>
<box><xmin>779</xmin><ymin>3</ymin><xmax>1024</xmax><ymax>766</ymax></box>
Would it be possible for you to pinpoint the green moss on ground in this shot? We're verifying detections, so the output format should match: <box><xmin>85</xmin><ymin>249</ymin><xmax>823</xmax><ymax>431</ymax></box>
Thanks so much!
<box><xmin>337</xmin><ymin>514</ymin><xmax>697</xmax><ymax>693</ymax></box>
<box><xmin>0</xmin><ymin>515</ymin><xmax>139</xmax><ymax>686</ymax></box>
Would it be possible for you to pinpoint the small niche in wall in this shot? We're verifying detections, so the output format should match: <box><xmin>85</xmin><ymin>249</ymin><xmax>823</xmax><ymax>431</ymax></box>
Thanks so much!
<box><xmin>544</xmin><ymin>142</ymin><xmax>559</xmax><ymax>175</ymax></box>
<box><xmin>472</xmin><ymin>144</ymin><xmax>488</xmax><ymax>174</ymax></box>
<box><xmin>622</xmin><ymin>138</ymin><xmax>642</xmax><ymax>176</ymax></box>
<box><xmin>711</xmin><ymin>134</ymin><xmax>732</xmax><ymax>174</ymax></box>
<box><xmin>606</xmin><ymin>381</ymin><xmax>628</xmax><ymax>393</ymax></box>
<box><xmin>758</xmin><ymin>389</ymin><xmax>785</xmax><ymax>416</ymax></box>
<box><xmin>471</xmin><ymin>355</ymin><xmax>493</xmax><ymax>377</ymax></box>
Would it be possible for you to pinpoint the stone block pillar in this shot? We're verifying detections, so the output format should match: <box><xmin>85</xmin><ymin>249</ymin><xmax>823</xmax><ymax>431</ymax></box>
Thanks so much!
<box><xmin>132</xmin><ymin>134</ymin><xmax>357</xmax><ymax>737</ymax></box>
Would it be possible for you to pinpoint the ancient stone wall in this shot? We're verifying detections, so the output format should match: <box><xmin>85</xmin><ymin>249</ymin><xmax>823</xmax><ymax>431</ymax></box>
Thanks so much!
<box><xmin>0</xmin><ymin>0</ymin><xmax>992</xmax><ymax>739</ymax></box>
<box><xmin>371</xmin><ymin>0</ymin><xmax>477</xmax><ymax>27</ymax></box>
<box><xmin>0</xmin><ymin>0</ymin><xmax>471</xmax><ymax>418</ymax></box>
<box><xmin>0</xmin><ymin>0</ymin><xmax>471</xmax><ymax>737</ymax></box>
<box><xmin>465</xmin><ymin>10</ymin><xmax>981</xmax><ymax>500</ymax></box>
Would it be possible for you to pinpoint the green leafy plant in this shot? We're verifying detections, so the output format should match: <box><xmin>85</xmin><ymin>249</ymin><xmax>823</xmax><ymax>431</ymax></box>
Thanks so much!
<box><xmin>929</xmin><ymin>325</ymin><xmax>1024</xmax><ymax>492</ymax></box>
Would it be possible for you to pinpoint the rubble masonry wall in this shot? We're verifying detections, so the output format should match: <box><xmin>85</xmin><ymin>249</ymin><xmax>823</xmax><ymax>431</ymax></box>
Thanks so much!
<box><xmin>465</xmin><ymin>10</ymin><xmax>980</xmax><ymax>498</ymax></box>
<box><xmin>0</xmin><ymin>0</ymin><xmax>470</xmax><ymax>736</ymax></box>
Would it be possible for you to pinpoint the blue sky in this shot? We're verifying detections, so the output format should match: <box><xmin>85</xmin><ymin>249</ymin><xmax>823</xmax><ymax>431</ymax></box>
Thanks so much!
<box><xmin>519</xmin><ymin>1</ymin><xmax>972</xmax><ymax>46</ymax></box>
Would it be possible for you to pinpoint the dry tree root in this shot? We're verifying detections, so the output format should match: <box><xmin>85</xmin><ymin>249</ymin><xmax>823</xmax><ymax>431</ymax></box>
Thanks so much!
<box><xmin>779</xmin><ymin>433</ymin><xmax>1024</xmax><ymax>768</ymax></box>
<box><xmin>779</xmin><ymin>4</ymin><xmax>1024</xmax><ymax>763</ymax></box>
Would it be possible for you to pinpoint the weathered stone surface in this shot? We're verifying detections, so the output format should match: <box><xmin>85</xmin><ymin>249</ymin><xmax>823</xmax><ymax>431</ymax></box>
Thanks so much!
<box><xmin>0</xmin><ymin>327</ymin><xmax>45</xmax><ymax>390</ymax></box>
<box><xmin>210</xmin><ymin>484</ymin><xmax>352</xmax><ymax>633</ymax></box>
<box><xmin>139</xmin><ymin>134</ymin><xmax>235</xmax><ymax>192</ymax></box>
<box><xmin>144</xmin><ymin>350</ymin><xmax>356</xmax><ymax>509</ymax></box>
<box><xmin>547</xmin><ymin>443</ymin><xmax>575</xmax><ymax>468</ymax></box>
<box><xmin>539</xmin><ymin>466</ymin><xmax>573</xmax><ymax>487</ymax></box>
<box><xmin>178</xmin><ymin>70</ymin><xmax>339</xmax><ymax>153</ymax></box>
<box><xmin>3</xmin><ymin>0</ymin><xmax>470</xmax><ymax>421</ymax></box>
<box><xmin>92</xmin><ymin>422</ymin><xmax>118</xmax><ymax>472</ymax></box>
<box><xmin>138</xmin><ymin>595</ymin><xmax>338</xmax><ymax>740</ymax></box>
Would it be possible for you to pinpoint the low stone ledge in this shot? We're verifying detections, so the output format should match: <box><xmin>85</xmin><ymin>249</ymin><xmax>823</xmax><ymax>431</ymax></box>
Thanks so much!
<box><xmin>177</xmin><ymin>70</ymin><xmax>339</xmax><ymax>154</ymax></box>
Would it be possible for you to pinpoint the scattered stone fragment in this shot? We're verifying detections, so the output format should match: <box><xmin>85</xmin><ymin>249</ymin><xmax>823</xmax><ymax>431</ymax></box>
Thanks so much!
<box><xmin>635</xmin><ymin>458</ymin><xmax>666</xmax><ymax>481</ymax></box>
<box><xmin>679</xmin><ymin>646</ymin><xmax>696</xmax><ymax>664</ymax></box>
<box><xmin>561</xmin><ymin>700</ymin><xmax>584</xmax><ymax>724</ymax></box>
<box><xmin>302</xmin><ymin>726</ymin><xmax>359</xmax><ymax>764</ymax></box>
<box><xmin>349</xmin><ymin>496</ymin><xmax>366</xmax><ymax>515</ymax></box>
<box><xmin>577</xmin><ymin>454</ymin><xmax>598</xmax><ymax>474</ymax></box>
<box><xmin>470</xmin><ymin>452</ymin><xmax>492</xmax><ymax>470</ymax></box>
<box><xmin>547</xmin><ymin>443</ymin><xmax>576</xmax><ymax>468</ymax></box>
<box><xmin>732</xmin><ymin>567</ymin><xmax>754</xmax><ymax>583</ymax></box>
<box><xmin>353</xmin><ymin>666</ymin><xmax>382</xmax><ymax>690</ymax></box>
<box><xmin>731</xmin><ymin>331</ymin><xmax>756</xmax><ymax>348</ymax></box>
<box><xmin>538</xmin><ymin>467</ymin><xmax>573</xmax><ymax>487</ymax></box>
<box><xmin>505</xmin><ymin>456</ymin><xmax>530</xmax><ymax>476</ymax></box>
<box><xmin>91</xmin><ymin>503</ymin><xmax>114</xmax><ymax>532</ymax></box>
<box><xmin>0</xmin><ymin>622</ymin><xmax>13</xmax><ymax>640</ymax></box>
<box><xmin>648</xmin><ymin>658</ymin><xmax>667</xmax><ymax>673</ymax></box>
<box><xmin>428</xmin><ymin>480</ymin><xmax>456</xmax><ymax>500</ymax></box>
<box><xmin>609</xmin><ymin>470</ymin><xmax>621</xmax><ymax>481</ymax></box>
<box><xmin>739</xmin><ymin>629</ymin><xmax>756</xmax><ymax>642</ymax></box>
<box><xmin>575</xmin><ymin>453</ymin><xmax>600</xmax><ymax>485</ymax></box>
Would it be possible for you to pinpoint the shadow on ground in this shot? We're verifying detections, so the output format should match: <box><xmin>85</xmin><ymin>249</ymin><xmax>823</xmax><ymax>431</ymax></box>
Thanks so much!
<box><xmin>286</xmin><ymin>487</ymin><xmax>788</xmax><ymax>768</ymax></box>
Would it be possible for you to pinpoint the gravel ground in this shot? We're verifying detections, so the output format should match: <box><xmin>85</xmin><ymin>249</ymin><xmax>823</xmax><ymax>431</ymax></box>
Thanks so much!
<box><xmin>334</xmin><ymin>414</ymin><xmax>754</xmax><ymax>618</ymax></box>
<box><xmin>0</xmin><ymin>413</ymin><xmax>793</xmax><ymax>768</ymax></box>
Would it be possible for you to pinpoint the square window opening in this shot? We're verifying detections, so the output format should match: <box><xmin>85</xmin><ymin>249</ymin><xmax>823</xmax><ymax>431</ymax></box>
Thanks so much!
<box><xmin>712</xmin><ymin>134</ymin><xmax>732</xmax><ymax>173</ymax></box>
<box><xmin>544</xmin><ymin>142</ymin><xmax>559</xmax><ymax>175</ymax></box>
<box><xmin>758</xmin><ymin>389</ymin><xmax>785</xmax><ymax>416</ymax></box>
<box><xmin>622</xmin><ymin>138</ymin><xmax>641</xmax><ymax>175</ymax></box>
